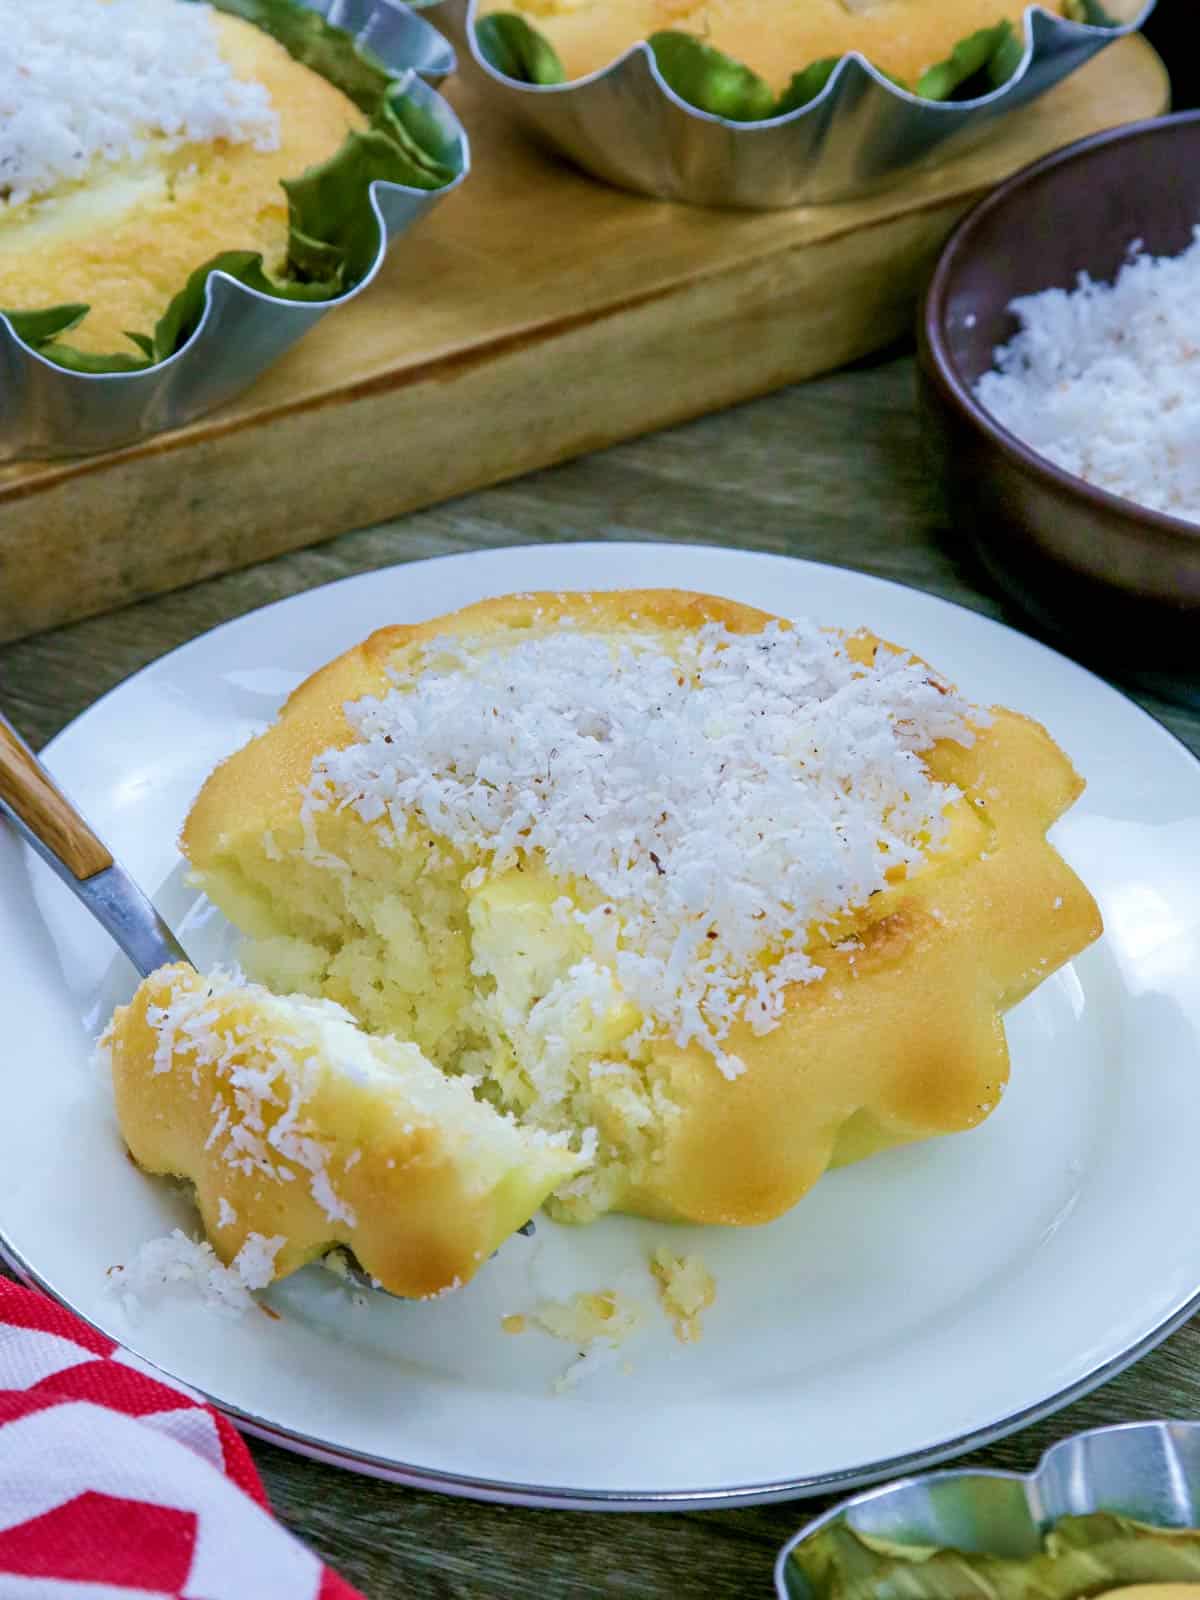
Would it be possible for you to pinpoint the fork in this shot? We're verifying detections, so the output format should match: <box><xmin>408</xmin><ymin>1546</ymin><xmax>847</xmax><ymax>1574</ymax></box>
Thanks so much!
<box><xmin>0</xmin><ymin>706</ymin><xmax>533</xmax><ymax>1286</ymax></box>
<box><xmin>0</xmin><ymin>707</ymin><xmax>188</xmax><ymax>977</ymax></box>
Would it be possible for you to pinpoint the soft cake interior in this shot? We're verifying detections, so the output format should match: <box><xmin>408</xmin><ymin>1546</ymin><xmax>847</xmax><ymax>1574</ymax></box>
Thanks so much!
<box><xmin>202</xmin><ymin>831</ymin><xmax>683</xmax><ymax>1222</ymax></box>
<box><xmin>202</xmin><ymin>790</ymin><xmax>996</xmax><ymax>1223</ymax></box>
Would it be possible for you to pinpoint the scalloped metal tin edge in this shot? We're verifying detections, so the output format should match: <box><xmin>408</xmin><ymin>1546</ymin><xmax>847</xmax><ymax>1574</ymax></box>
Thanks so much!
<box><xmin>430</xmin><ymin>0</ymin><xmax>1155</xmax><ymax>208</ymax></box>
<box><xmin>0</xmin><ymin>0</ymin><xmax>467</xmax><ymax>462</ymax></box>
<box><xmin>776</xmin><ymin>1419</ymin><xmax>1200</xmax><ymax>1598</ymax></box>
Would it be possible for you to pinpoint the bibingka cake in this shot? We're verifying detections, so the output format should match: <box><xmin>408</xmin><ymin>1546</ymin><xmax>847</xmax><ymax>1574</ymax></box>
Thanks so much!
<box><xmin>105</xmin><ymin>589</ymin><xmax>1101</xmax><ymax>1297</ymax></box>
<box><xmin>476</xmin><ymin>0</ymin><xmax>1108</xmax><ymax>103</ymax></box>
<box><xmin>0</xmin><ymin>0</ymin><xmax>365</xmax><ymax>357</ymax></box>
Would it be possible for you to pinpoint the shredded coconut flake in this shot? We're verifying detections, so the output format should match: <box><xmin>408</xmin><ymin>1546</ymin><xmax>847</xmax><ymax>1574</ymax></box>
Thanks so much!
<box><xmin>976</xmin><ymin>228</ymin><xmax>1200</xmax><ymax>523</ymax></box>
<box><xmin>143</xmin><ymin>971</ymin><xmax>357</xmax><ymax>1228</ymax></box>
<box><xmin>0</xmin><ymin>0</ymin><xmax>280</xmax><ymax>208</ymax></box>
<box><xmin>552</xmin><ymin>1341</ymin><xmax>625</xmax><ymax>1394</ymax></box>
<box><xmin>106</xmin><ymin>1227</ymin><xmax>282</xmax><ymax>1319</ymax></box>
<box><xmin>231</xmin><ymin>1230</ymin><xmax>286</xmax><ymax>1291</ymax></box>
<box><xmin>311</xmin><ymin>620</ymin><xmax>979</xmax><ymax>1076</ymax></box>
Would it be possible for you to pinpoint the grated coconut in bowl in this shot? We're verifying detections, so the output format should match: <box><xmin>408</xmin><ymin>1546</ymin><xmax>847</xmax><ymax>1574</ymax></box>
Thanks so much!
<box><xmin>975</xmin><ymin>227</ymin><xmax>1200</xmax><ymax>523</ymax></box>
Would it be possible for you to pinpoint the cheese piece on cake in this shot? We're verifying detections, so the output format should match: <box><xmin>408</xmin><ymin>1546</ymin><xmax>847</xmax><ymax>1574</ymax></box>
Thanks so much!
<box><xmin>178</xmin><ymin>589</ymin><xmax>1102</xmax><ymax>1234</ymax></box>
<box><xmin>0</xmin><ymin>1</ymin><xmax>365</xmax><ymax>355</ymax></box>
<box><xmin>101</xmin><ymin>963</ymin><xmax>582</xmax><ymax>1298</ymax></box>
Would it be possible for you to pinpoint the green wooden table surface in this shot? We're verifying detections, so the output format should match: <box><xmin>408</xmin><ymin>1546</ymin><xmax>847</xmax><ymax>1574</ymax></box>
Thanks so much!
<box><xmin>2</xmin><ymin>348</ymin><xmax>1198</xmax><ymax>1599</ymax></box>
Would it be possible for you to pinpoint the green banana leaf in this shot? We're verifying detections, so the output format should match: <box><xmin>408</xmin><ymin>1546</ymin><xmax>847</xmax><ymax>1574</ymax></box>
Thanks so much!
<box><xmin>1064</xmin><ymin>0</ymin><xmax>1120</xmax><ymax>24</ymax></box>
<box><xmin>776</xmin><ymin>58</ymin><xmax>842</xmax><ymax>117</ymax></box>
<box><xmin>475</xmin><ymin>13</ymin><xmax>567</xmax><ymax>84</ymax></box>
<box><xmin>474</xmin><ymin>6</ymin><xmax>1121</xmax><ymax>118</ymax></box>
<box><xmin>915</xmin><ymin>21</ymin><xmax>1025</xmax><ymax>100</ymax></box>
<box><xmin>644</xmin><ymin>32</ymin><xmax>776</xmax><ymax>121</ymax></box>
<box><xmin>776</xmin><ymin>56</ymin><xmax>910</xmax><ymax>115</ymax></box>
<box><xmin>3</xmin><ymin>0</ymin><xmax>459</xmax><ymax>375</ymax></box>
<box><xmin>790</xmin><ymin>1510</ymin><xmax>1200</xmax><ymax>1597</ymax></box>
<box><xmin>2</xmin><ymin>306</ymin><xmax>89</xmax><ymax>345</ymax></box>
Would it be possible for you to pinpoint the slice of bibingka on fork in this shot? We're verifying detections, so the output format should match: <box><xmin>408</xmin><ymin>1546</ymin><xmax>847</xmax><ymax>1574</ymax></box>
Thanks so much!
<box><xmin>102</xmin><ymin>963</ymin><xmax>583</xmax><ymax>1299</ymax></box>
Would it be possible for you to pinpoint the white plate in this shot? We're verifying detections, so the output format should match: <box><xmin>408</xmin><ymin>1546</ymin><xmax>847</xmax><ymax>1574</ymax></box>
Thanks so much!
<box><xmin>4</xmin><ymin>542</ymin><xmax>1200</xmax><ymax>1511</ymax></box>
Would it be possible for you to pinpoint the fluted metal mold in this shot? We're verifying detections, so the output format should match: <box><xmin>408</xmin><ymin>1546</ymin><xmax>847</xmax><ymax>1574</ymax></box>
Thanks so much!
<box><xmin>777</xmin><ymin>1419</ymin><xmax>1200</xmax><ymax>1598</ymax></box>
<box><xmin>433</xmin><ymin>0</ymin><xmax>1154</xmax><ymax>208</ymax></box>
<box><xmin>0</xmin><ymin>0</ymin><xmax>467</xmax><ymax>461</ymax></box>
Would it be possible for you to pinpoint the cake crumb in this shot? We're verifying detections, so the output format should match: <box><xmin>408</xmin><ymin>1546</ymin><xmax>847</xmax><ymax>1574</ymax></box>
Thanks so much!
<box><xmin>512</xmin><ymin>1288</ymin><xmax>645</xmax><ymax>1392</ymax></box>
<box><xmin>320</xmin><ymin>1248</ymin><xmax>351</xmax><ymax>1281</ymax></box>
<box><xmin>650</xmin><ymin>1247</ymin><xmax>716</xmax><ymax>1344</ymax></box>
<box><xmin>532</xmin><ymin>1289</ymin><xmax>642</xmax><ymax>1348</ymax></box>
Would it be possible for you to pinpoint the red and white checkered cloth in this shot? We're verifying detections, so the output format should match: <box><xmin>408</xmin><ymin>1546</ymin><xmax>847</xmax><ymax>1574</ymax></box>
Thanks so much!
<box><xmin>0</xmin><ymin>1277</ymin><xmax>366</xmax><ymax>1599</ymax></box>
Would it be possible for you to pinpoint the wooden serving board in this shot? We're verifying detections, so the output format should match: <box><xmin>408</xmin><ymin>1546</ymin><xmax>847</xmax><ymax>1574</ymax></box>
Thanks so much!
<box><xmin>0</xmin><ymin>36</ymin><xmax>1168</xmax><ymax>646</ymax></box>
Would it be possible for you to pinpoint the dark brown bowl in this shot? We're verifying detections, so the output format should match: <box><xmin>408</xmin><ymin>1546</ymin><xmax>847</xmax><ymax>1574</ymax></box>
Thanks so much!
<box><xmin>918</xmin><ymin>111</ymin><xmax>1200</xmax><ymax>688</ymax></box>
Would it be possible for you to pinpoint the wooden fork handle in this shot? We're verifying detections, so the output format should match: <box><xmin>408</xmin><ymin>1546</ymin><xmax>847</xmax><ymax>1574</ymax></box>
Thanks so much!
<box><xmin>0</xmin><ymin>714</ymin><xmax>113</xmax><ymax>881</ymax></box>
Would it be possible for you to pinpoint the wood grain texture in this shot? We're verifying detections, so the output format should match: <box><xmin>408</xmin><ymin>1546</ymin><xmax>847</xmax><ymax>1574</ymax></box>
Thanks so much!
<box><xmin>2</xmin><ymin>350</ymin><xmax>1198</xmax><ymax>1598</ymax></box>
<box><xmin>0</xmin><ymin>715</ymin><xmax>112</xmax><ymax>879</ymax></box>
<box><xmin>0</xmin><ymin>36</ymin><xmax>1168</xmax><ymax>648</ymax></box>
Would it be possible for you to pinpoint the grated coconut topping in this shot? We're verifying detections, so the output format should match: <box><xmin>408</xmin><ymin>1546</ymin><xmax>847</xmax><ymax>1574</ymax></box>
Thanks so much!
<box><xmin>1</xmin><ymin>0</ymin><xmax>280</xmax><ymax>209</ymax></box>
<box><xmin>139</xmin><ymin>973</ymin><xmax>359</xmax><ymax>1230</ymax></box>
<box><xmin>107</xmin><ymin>1228</ymin><xmax>284</xmax><ymax>1318</ymax></box>
<box><xmin>310</xmin><ymin>618</ymin><xmax>981</xmax><ymax>1077</ymax></box>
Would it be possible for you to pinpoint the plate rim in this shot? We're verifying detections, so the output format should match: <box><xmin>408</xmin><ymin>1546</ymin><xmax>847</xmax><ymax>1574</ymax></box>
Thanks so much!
<box><xmin>7</xmin><ymin>1226</ymin><xmax>1200</xmax><ymax>1511</ymax></box>
<box><xmin>5</xmin><ymin>540</ymin><xmax>1200</xmax><ymax>1511</ymax></box>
